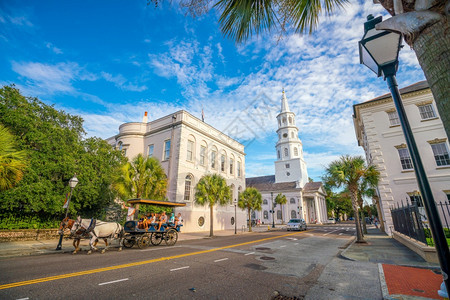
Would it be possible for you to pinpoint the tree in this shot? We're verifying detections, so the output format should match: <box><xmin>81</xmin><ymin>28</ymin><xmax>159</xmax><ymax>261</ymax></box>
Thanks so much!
<box><xmin>171</xmin><ymin>0</ymin><xmax>449</xmax><ymax>139</ymax></box>
<box><xmin>0</xmin><ymin>85</ymin><xmax>125</xmax><ymax>222</ymax></box>
<box><xmin>238</xmin><ymin>187</ymin><xmax>262</xmax><ymax>232</ymax></box>
<box><xmin>323</xmin><ymin>155</ymin><xmax>380</xmax><ymax>243</ymax></box>
<box><xmin>113</xmin><ymin>154</ymin><xmax>167</xmax><ymax>200</ymax></box>
<box><xmin>275</xmin><ymin>193</ymin><xmax>287</xmax><ymax>224</ymax></box>
<box><xmin>194</xmin><ymin>174</ymin><xmax>231</xmax><ymax>237</ymax></box>
<box><xmin>0</xmin><ymin>124</ymin><xmax>28</xmax><ymax>191</ymax></box>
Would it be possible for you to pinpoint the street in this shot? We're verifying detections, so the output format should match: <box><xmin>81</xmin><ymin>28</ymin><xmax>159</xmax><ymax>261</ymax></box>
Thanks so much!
<box><xmin>0</xmin><ymin>225</ymin><xmax>382</xmax><ymax>300</ymax></box>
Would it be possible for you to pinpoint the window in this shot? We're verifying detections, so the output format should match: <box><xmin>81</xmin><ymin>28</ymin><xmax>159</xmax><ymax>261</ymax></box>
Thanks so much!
<box><xmin>398</xmin><ymin>148</ymin><xmax>413</xmax><ymax>170</ymax></box>
<box><xmin>294</xmin><ymin>147</ymin><xmax>298</xmax><ymax>156</ymax></box>
<box><xmin>200</xmin><ymin>146</ymin><xmax>206</xmax><ymax>165</ymax></box>
<box><xmin>264</xmin><ymin>211</ymin><xmax>269</xmax><ymax>219</ymax></box>
<box><xmin>277</xmin><ymin>210</ymin><xmax>282</xmax><ymax>219</ymax></box>
<box><xmin>282</xmin><ymin>117</ymin><xmax>286</xmax><ymax>124</ymax></box>
<box><xmin>237</xmin><ymin>161</ymin><xmax>241</xmax><ymax>177</ymax></box>
<box><xmin>187</xmin><ymin>140</ymin><xmax>194</xmax><ymax>161</ymax></box>
<box><xmin>418</xmin><ymin>104</ymin><xmax>436</xmax><ymax>120</ymax></box>
<box><xmin>118</xmin><ymin>141</ymin><xmax>123</xmax><ymax>151</ymax></box>
<box><xmin>148</xmin><ymin>144</ymin><xmax>154</xmax><ymax>157</ymax></box>
<box><xmin>431</xmin><ymin>143</ymin><xmax>450</xmax><ymax>166</ymax></box>
<box><xmin>289</xmin><ymin>116</ymin><xmax>292</xmax><ymax>124</ymax></box>
<box><xmin>290</xmin><ymin>198</ymin><xmax>296</xmax><ymax>204</ymax></box>
<box><xmin>284</xmin><ymin>148</ymin><xmax>288</xmax><ymax>157</ymax></box>
<box><xmin>285</xmin><ymin>163</ymin><xmax>290</xmax><ymax>169</ymax></box>
<box><xmin>221</xmin><ymin>155</ymin><xmax>226</xmax><ymax>172</ymax></box>
<box><xmin>387</xmin><ymin>111</ymin><xmax>400</xmax><ymax>126</ymax></box>
<box><xmin>277</xmin><ymin>150</ymin><xmax>281</xmax><ymax>159</ymax></box>
<box><xmin>409</xmin><ymin>193</ymin><xmax>423</xmax><ymax>207</ymax></box>
<box><xmin>263</xmin><ymin>199</ymin><xmax>268</xmax><ymax>205</ymax></box>
<box><xmin>291</xmin><ymin>132</ymin><xmax>294</xmax><ymax>138</ymax></box>
<box><xmin>291</xmin><ymin>210</ymin><xmax>296</xmax><ymax>218</ymax></box>
<box><xmin>238</xmin><ymin>186</ymin><xmax>242</xmax><ymax>198</ymax></box>
<box><xmin>230</xmin><ymin>158</ymin><xmax>234</xmax><ymax>175</ymax></box>
<box><xmin>230</xmin><ymin>184</ymin><xmax>235</xmax><ymax>201</ymax></box>
<box><xmin>211</xmin><ymin>150</ymin><xmax>217</xmax><ymax>169</ymax></box>
<box><xmin>164</xmin><ymin>140</ymin><xmax>171</xmax><ymax>160</ymax></box>
<box><xmin>184</xmin><ymin>175</ymin><xmax>192</xmax><ymax>201</ymax></box>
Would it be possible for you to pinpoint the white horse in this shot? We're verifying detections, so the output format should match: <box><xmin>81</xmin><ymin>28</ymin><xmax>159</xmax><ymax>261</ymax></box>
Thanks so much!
<box><xmin>70</xmin><ymin>216</ymin><xmax>123</xmax><ymax>255</ymax></box>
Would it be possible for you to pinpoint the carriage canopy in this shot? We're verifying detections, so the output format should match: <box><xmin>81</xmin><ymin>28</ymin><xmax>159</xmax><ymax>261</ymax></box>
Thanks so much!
<box><xmin>126</xmin><ymin>198</ymin><xmax>186</xmax><ymax>207</ymax></box>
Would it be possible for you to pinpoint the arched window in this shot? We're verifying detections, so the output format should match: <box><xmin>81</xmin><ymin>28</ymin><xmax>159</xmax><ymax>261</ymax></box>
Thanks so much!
<box><xmin>263</xmin><ymin>199</ymin><xmax>268</xmax><ymax>205</ymax></box>
<box><xmin>294</xmin><ymin>147</ymin><xmax>298</xmax><ymax>156</ymax></box>
<box><xmin>184</xmin><ymin>175</ymin><xmax>193</xmax><ymax>201</ymax></box>
<box><xmin>118</xmin><ymin>141</ymin><xmax>123</xmax><ymax>151</ymax></box>
<box><xmin>277</xmin><ymin>210</ymin><xmax>282</xmax><ymax>219</ymax></box>
<box><xmin>291</xmin><ymin>210</ymin><xmax>297</xmax><ymax>218</ymax></box>
<box><xmin>284</xmin><ymin>148</ymin><xmax>288</xmax><ymax>157</ymax></box>
<box><xmin>230</xmin><ymin>184</ymin><xmax>235</xmax><ymax>201</ymax></box>
<box><xmin>290</xmin><ymin>198</ymin><xmax>295</xmax><ymax>204</ymax></box>
<box><xmin>251</xmin><ymin>211</ymin><xmax>256</xmax><ymax>219</ymax></box>
<box><xmin>264</xmin><ymin>211</ymin><xmax>269</xmax><ymax>219</ymax></box>
<box><xmin>277</xmin><ymin>150</ymin><xmax>281</xmax><ymax>159</ymax></box>
<box><xmin>282</xmin><ymin>117</ymin><xmax>286</xmax><ymax>124</ymax></box>
<box><xmin>289</xmin><ymin>116</ymin><xmax>292</xmax><ymax>124</ymax></box>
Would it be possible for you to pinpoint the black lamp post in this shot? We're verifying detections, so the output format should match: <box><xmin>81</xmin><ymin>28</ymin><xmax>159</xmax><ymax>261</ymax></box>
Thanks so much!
<box><xmin>271</xmin><ymin>192</ymin><xmax>275</xmax><ymax>228</ymax></box>
<box><xmin>234</xmin><ymin>198</ymin><xmax>237</xmax><ymax>235</ymax></box>
<box><xmin>56</xmin><ymin>174</ymin><xmax>79</xmax><ymax>250</ymax></box>
<box><xmin>359</xmin><ymin>15</ymin><xmax>450</xmax><ymax>292</ymax></box>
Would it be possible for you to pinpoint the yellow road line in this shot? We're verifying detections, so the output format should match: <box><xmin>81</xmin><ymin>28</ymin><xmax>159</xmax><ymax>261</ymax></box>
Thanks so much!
<box><xmin>0</xmin><ymin>230</ymin><xmax>309</xmax><ymax>290</ymax></box>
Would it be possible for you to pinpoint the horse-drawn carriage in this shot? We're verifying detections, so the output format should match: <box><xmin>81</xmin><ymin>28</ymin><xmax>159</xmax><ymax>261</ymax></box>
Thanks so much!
<box><xmin>122</xmin><ymin>199</ymin><xmax>186</xmax><ymax>249</ymax></box>
<box><xmin>58</xmin><ymin>198</ymin><xmax>185</xmax><ymax>254</ymax></box>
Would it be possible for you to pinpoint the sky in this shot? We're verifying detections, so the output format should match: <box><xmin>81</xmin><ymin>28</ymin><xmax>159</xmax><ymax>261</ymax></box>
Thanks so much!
<box><xmin>0</xmin><ymin>0</ymin><xmax>425</xmax><ymax>181</ymax></box>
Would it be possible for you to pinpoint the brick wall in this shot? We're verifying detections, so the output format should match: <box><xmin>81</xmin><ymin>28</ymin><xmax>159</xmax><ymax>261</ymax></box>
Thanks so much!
<box><xmin>0</xmin><ymin>229</ymin><xmax>59</xmax><ymax>242</ymax></box>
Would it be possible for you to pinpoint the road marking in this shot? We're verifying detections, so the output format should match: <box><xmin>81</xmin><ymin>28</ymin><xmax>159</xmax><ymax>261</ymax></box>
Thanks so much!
<box><xmin>286</xmin><ymin>237</ymin><xmax>297</xmax><ymax>241</ymax></box>
<box><xmin>140</xmin><ymin>246</ymin><xmax>182</xmax><ymax>252</ymax></box>
<box><xmin>0</xmin><ymin>230</ymin><xmax>310</xmax><ymax>290</ymax></box>
<box><xmin>339</xmin><ymin>233</ymin><xmax>343</xmax><ymax>236</ymax></box>
<box><xmin>170</xmin><ymin>266</ymin><xmax>190</xmax><ymax>272</ymax></box>
<box><xmin>323</xmin><ymin>229</ymin><xmax>340</xmax><ymax>236</ymax></box>
<box><xmin>245</xmin><ymin>252</ymin><xmax>255</xmax><ymax>256</ymax></box>
<box><xmin>214</xmin><ymin>258</ymin><xmax>229</xmax><ymax>262</ymax></box>
<box><xmin>98</xmin><ymin>278</ymin><xmax>129</xmax><ymax>286</ymax></box>
<box><xmin>280</xmin><ymin>245</ymin><xmax>286</xmax><ymax>248</ymax></box>
<box><xmin>16</xmin><ymin>298</ymin><xmax>29</xmax><ymax>300</ymax></box>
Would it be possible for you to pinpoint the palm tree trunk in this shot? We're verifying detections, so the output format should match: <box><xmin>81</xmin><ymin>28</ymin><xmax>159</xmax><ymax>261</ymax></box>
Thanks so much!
<box><xmin>281</xmin><ymin>204</ymin><xmax>284</xmax><ymax>224</ymax></box>
<box><xmin>248</xmin><ymin>208</ymin><xmax>252</xmax><ymax>232</ymax></box>
<box><xmin>350</xmin><ymin>186</ymin><xmax>365</xmax><ymax>243</ymax></box>
<box><xmin>412</xmin><ymin>17</ymin><xmax>450</xmax><ymax>139</ymax></box>
<box><xmin>361</xmin><ymin>209</ymin><xmax>367</xmax><ymax>235</ymax></box>
<box><xmin>209</xmin><ymin>205</ymin><xmax>214</xmax><ymax>237</ymax></box>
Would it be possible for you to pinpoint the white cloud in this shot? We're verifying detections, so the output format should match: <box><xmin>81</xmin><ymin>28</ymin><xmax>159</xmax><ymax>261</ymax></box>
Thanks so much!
<box><xmin>46</xmin><ymin>42</ymin><xmax>63</xmax><ymax>54</ymax></box>
<box><xmin>101</xmin><ymin>72</ymin><xmax>147</xmax><ymax>92</ymax></box>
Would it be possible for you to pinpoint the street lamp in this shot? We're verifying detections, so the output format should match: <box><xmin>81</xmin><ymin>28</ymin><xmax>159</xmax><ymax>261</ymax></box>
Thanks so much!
<box><xmin>56</xmin><ymin>174</ymin><xmax>79</xmax><ymax>250</ymax></box>
<box><xmin>271</xmin><ymin>192</ymin><xmax>275</xmax><ymax>228</ymax></box>
<box><xmin>359</xmin><ymin>15</ymin><xmax>450</xmax><ymax>293</ymax></box>
<box><xmin>234</xmin><ymin>198</ymin><xmax>237</xmax><ymax>235</ymax></box>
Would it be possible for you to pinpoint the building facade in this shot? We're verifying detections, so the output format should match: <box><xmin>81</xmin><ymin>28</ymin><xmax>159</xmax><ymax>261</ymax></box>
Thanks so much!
<box><xmin>246</xmin><ymin>91</ymin><xmax>327</xmax><ymax>224</ymax></box>
<box><xmin>107</xmin><ymin>110</ymin><xmax>247</xmax><ymax>232</ymax></box>
<box><xmin>353</xmin><ymin>81</ymin><xmax>450</xmax><ymax>234</ymax></box>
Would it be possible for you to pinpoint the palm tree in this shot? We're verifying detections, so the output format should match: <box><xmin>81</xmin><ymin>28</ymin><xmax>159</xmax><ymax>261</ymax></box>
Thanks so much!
<box><xmin>275</xmin><ymin>193</ymin><xmax>287</xmax><ymax>224</ymax></box>
<box><xmin>323</xmin><ymin>155</ymin><xmax>379</xmax><ymax>243</ymax></box>
<box><xmin>238</xmin><ymin>187</ymin><xmax>262</xmax><ymax>232</ymax></box>
<box><xmin>194</xmin><ymin>174</ymin><xmax>231</xmax><ymax>237</ymax></box>
<box><xmin>113</xmin><ymin>154</ymin><xmax>167</xmax><ymax>200</ymax></box>
<box><xmin>173</xmin><ymin>0</ymin><xmax>448</xmax><ymax>138</ymax></box>
<box><xmin>0</xmin><ymin>124</ymin><xmax>28</xmax><ymax>191</ymax></box>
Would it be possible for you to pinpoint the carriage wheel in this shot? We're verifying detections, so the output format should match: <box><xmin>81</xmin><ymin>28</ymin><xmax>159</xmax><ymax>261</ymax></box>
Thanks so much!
<box><xmin>123</xmin><ymin>236</ymin><xmax>136</xmax><ymax>248</ymax></box>
<box><xmin>165</xmin><ymin>229</ymin><xmax>178</xmax><ymax>246</ymax></box>
<box><xmin>137</xmin><ymin>235</ymin><xmax>151</xmax><ymax>249</ymax></box>
<box><xmin>151</xmin><ymin>233</ymin><xmax>163</xmax><ymax>246</ymax></box>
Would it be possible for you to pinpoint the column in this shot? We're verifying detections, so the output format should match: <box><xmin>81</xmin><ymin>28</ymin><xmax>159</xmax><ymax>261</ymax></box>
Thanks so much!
<box><xmin>314</xmin><ymin>195</ymin><xmax>322</xmax><ymax>224</ymax></box>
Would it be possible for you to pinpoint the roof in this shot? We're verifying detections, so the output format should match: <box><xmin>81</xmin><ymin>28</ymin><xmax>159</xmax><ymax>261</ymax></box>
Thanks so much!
<box><xmin>127</xmin><ymin>199</ymin><xmax>186</xmax><ymax>207</ymax></box>
<box><xmin>303</xmin><ymin>182</ymin><xmax>323</xmax><ymax>192</ymax></box>
<box><xmin>246</xmin><ymin>175</ymin><xmax>298</xmax><ymax>192</ymax></box>
<box><xmin>361</xmin><ymin>80</ymin><xmax>429</xmax><ymax>104</ymax></box>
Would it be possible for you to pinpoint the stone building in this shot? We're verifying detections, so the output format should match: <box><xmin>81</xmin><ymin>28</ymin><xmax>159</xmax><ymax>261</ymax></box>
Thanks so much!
<box><xmin>353</xmin><ymin>81</ymin><xmax>450</xmax><ymax>234</ymax></box>
<box><xmin>107</xmin><ymin>110</ymin><xmax>247</xmax><ymax>232</ymax></box>
<box><xmin>246</xmin><ymin>91</ymin><xmax>327</xmax><ymax>224</ymax></box>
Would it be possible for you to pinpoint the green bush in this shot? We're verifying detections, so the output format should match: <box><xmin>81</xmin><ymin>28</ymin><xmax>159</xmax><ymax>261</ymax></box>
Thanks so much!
<box><xmin>0</xmin><ymin>215</ymin><xmax>60</xmax><ymax>229</ymax></box>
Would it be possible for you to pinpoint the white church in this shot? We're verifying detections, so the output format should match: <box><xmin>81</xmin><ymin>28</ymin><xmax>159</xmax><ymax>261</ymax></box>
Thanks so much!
<box><xmin>246</xmin><ymin>91</ymin><xmax>328</xmax><ymax>224</ymax></box>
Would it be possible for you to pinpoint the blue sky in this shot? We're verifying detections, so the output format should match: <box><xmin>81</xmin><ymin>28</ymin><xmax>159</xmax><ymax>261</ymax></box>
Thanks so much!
<box><xmin>0</xmin><ymin>0</ymin><xmax>425</xmax><ymax>181</ymax></box>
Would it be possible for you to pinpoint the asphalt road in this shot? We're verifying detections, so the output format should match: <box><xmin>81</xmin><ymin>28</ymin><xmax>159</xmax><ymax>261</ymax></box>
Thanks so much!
<box><xmin>0</xmin><ymin>225</ymin><xmax>381</xmax><ymax>300</ymax></box>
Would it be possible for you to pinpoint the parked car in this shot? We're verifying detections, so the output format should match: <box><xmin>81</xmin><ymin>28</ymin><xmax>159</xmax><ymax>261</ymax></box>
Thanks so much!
<box><xmin>348</xmin><ymin>217</ymin><xmax>355</xmax><ymax>221</ymax></box>
<box><xmin>287</xmin><ymin>218</ymin><xmax>307</xmax><ymax>231</ymax></box>
<box><xmin>328</xmin><ymin>218</ymin><xmax>336</xmax><ymax>224</ymax></box>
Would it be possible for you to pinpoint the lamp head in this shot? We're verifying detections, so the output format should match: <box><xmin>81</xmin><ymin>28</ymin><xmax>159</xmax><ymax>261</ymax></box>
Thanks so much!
<box><xmin>69</xmin><ymin>174</ymin><xmax>79</xmax><ymax>189</ymax></box>
<box><xmin>359</xmin><ymin>15</ymin><xmax>402</xmax><ymax>78</ymax></box>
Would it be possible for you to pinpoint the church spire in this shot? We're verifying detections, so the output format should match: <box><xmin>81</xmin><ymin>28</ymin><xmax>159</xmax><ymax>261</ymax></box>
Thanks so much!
<box><xmin>281</xmin><ymin>88</ymin><xmax>290</xmax><ymax>112</ymax></box>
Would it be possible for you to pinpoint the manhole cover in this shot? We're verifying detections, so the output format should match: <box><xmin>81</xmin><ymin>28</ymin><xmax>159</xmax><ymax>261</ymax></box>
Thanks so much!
<box><xmin>256</xmin><ymin>247</ymin><xmax>271</xmax><ymax>251</ymax></box>
<box><xmin>244</xmin><ymin>263</ymin><xmax>267</xmax><ymax>270</ymax></box>
<box><xmin>260</xmin><ymin>256</ymin><xmax>275</xmax><ymax>260</ymax></box>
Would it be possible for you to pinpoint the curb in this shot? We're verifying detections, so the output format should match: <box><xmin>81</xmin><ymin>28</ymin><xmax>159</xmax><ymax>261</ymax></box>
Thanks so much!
<box><xmin>338</xmin><ymin>236</ymin><xmax>356</xmax><ymax>261</ymax></box>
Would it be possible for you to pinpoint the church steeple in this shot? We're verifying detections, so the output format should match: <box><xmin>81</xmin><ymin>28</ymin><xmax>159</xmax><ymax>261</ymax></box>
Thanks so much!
<box><xmin>274</xmin><ymin>90</ymin><xmax>308</xmax><ymax>187</ymax></box>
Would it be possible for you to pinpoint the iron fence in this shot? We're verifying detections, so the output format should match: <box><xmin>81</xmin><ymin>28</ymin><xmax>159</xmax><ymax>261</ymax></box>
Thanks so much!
<box><xmin>390</xmin><ymin>200</ymin><xmax>450</xmax><ymax>247</ymax></box>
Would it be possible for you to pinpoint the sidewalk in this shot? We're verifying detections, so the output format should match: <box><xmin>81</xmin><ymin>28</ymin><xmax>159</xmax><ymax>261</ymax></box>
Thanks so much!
<box><xmin>0</xmin><ymin>226</ymin><xmax>275</xmax><ymax>259</ymax></box>
<box><xmin>342</xmin><ymin>227</ymin><xmax>445</xmax><ymax>300</ymax></box>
